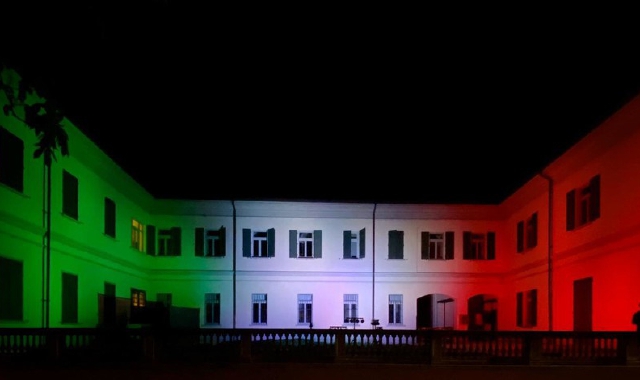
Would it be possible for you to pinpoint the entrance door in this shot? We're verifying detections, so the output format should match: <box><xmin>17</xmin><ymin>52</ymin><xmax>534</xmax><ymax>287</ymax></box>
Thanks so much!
<box><xmin>573</xmin><ymin>277</ymin><xmax>593</xmax><ymax>331</ymax></box>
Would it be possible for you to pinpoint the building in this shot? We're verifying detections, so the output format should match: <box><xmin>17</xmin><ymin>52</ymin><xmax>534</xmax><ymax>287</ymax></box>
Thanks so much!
<box><xmin>1</xmin><ymin>66</ymin><xmax>639</xmax><ymax>332</ymax></box>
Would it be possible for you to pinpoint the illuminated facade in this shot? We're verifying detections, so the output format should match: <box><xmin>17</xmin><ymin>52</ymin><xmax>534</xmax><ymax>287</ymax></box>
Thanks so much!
<box><xmin>1</xmin><ymin>67</ymin><xmax>640</xmax><ymax>332</ymax></box>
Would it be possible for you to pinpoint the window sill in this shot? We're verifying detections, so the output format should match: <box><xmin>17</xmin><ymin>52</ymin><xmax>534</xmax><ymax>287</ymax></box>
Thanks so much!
<box><xmin>0</xmin><ymin>182</ymin><xmax>29</xmax><ymax>198</ymax></box>
<box><xmin>60</xmin><ymin>212</ymin><xmax>81</xmax><ymax>223</ymax></box>
<box><xmin>0</xmin><ymin>319</ymin><xmax>29</xmax><ymax>325</ymax></box>
<box><xmin>200</xmin><ymin>255</ymin><xmax>226</xmax><ymax>258</ymax></box>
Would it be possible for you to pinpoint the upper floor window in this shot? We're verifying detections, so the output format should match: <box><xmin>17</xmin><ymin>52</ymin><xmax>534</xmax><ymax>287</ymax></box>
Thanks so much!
<box><xmin>566</xmin><ymin>174</ymin><xmax>600</xmax><ymax>231</ymax></box>
<box><xmin>516</xmin><ymin>289</ymin><xmax>537</xmax><ymax>328</ymax></box>
<box><xmin>421</xmin><ymin>231</ymin><xmax>454</xmax><ymax>260</ymax></box>
<box><xmin>343</xmin><ymin>229</ymin><xmax>365</xmax><ymax>259</ymax></box>
<box><xmin>62</xmin><ymin>170</ymin><xmax>78</xmax><ymax>220</ymax></box>
<box><xmin>156</xmin><ymin>227</ymin><xmax>182</xmax><ymax>256</ymax></box>
<box><xmin>131</xmin><ymin>219</ymin><xmax>145</xmax><ymax>252</ymax></box>
<box><xmin>289</xmin><ymin>230</ymin><xmax>322</xmax><ymax>258</ymax></box>
<box><xmin>517</xmin><ymin>212</ymin><xmax>537</xmax><ymax>253</ymax></box>
<box><xmin>104</xmin><ymin>197</ymin><xmax>116</xmax><ymax>238</ymax></box>
<box><xmin>462</xmin><ymin>231</ymin><xmax>495</xmax><ymax>260</ymax></box>
<box><xmin>242</xmin><ymin>228</ymin><xmax>275</xmax><ymax>258</ymax></box>
<box><xmin>388</xmin><ymin>230</ymin><xmax>404</xmax><ymax>259</ymax></box>
<box><xmin>0</xmin><ymin>126</ymin><xmax>23</xmax><ymax>192</ymax></box>
<box><xmin>196</xmin><ymin>227</ymin><xmax>226</xmax><ymax>257</ymax></box>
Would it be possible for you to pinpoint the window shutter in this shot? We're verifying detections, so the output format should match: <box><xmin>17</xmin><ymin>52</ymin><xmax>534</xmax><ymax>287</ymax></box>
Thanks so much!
<box><xmin>267</xmin><ymin>228</ymin><xmax>276</xmax><ymax>257</ymax></box>
<box><xmin>171</xmin><ymin>227</ymin><xmax>181</xmax><ymax>256</ymax></box>
<box><xmin>195</xmin><ymin>228</ymin><xmax>204</xmax><ymax>256</ymax></box>
<box><xmin>389</xmin><ymin>230</ymin><xmax>404</xmax><ymax>259</ymax></box>
<box><xmin>463</xmin><ymin>231</ymin><xmax>471</xmax><ymax>259</ymax></box>
<box><xmin>242</xmin><ymin>229</ymin><xmax>251</xmax><ymax>257</ymax></box>
<box><xmin>289</xmin><ymin>230</ymin><xmax>297</xmax><ymax>258</ymax></box>
<box><xmin>445</xmin><ymin>231</ymin><xmax>454</xmax><ymax>260</ymax></box>
<box><xmin>516</xmin><ymin>292</ymin><xmax>523</xmax><ymax>327</ymax></box>
<box><xmin>421</xmin><ymin>232</ymin><xmax>429</xmax><ymax>260</ymax></box>
<box><xmin>359</xmin><ymin>228</ymin><xmax>365</xmax><ymax>258</ymax></box>
<box><xmin>343</xmin><ymin>231</ymin><xmax>351</xmax><ymax>259</ymax></box>
<box><xmin>0</xmin><ymin>127</ymin><xmax>24</xmax><ymax>192</ymax></box>
<box><xmin>146</xmin><ymin>225</ymin><xmax>156</xmax><ymax>256</ymax></box>
<box><xmin>531</xmin><ymin>212</ymin><xmax>538</xmax><ymax>248</ymax></box>
<box><xmin>62</xmin><ymin>273</ymin><xmax>78</xmax><ymax>324</ymax></box>
<box><xmin>566</xmin><ymin>189</ymin><xmax>576</xmax><ymax>231</ymax></box>
<box><xmin>104</xmin><ymin>198</ymin><xmax>116</xmax><ymax>238</ymax></box>
<box><xmin>219</xmin><ymin>226</ymin><xmax>226</xmax><ymax>256</ymax></box>
<box><xmin>0</xmin><ymin>257</ymin><xmax>23</xmax><ymax>320</ymax></box>
<box><xmin>531</xmin><ymin>289</ymin><xmax>538</xmax><ymax>327</ymax></box>
<box><xmin>516</xmin><ymin>221</ymin><xmax>524</xmax><ymax>253</ymax></box>
<box><xmin>487</xmin><ymin>231</ymin><xmax>495</xmax><ymax>260</ymax></box>
<box><xmin>313</xmin><ymin>230</ymin><xmax>322</xmax><ymax>258</ymax></box>
<box><xmin>590</xmin><ymin>174</ymin><xmax>600</xmax><ymax>221</ymax></box>
<box><xmin>388</xmin><ymin>304</ymin><xmax>394</xmax><ymax>323</ymax></box>
<box><xmin>344</xmin><ymin>304</ymin><xmax>349</xmax><ymax>322</ymax></box>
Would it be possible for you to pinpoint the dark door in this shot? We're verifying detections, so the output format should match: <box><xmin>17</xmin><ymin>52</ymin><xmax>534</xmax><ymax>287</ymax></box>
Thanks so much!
<box><xmin>573</xmin><ymin>277</ymin><xmax>593</xmax><ymax>331</ymax></box>
<box><xmin>416</xmin><ymin>295</ymin><xmax>433</xmax><ymax>329</ymax></box>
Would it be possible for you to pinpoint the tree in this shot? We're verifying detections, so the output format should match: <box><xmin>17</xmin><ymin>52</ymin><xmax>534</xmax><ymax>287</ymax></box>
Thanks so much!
<box><xmin>1</xmin><ymin>64</ymin><xmax>69</xmax><ymax>328</ymax></box>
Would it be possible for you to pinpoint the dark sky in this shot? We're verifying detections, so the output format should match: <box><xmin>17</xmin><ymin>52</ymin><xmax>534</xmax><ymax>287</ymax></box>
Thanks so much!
<box><xmin>4</xmin><ymin>1</ymin><xmax>640</xmax><ymax>204</ymax></box>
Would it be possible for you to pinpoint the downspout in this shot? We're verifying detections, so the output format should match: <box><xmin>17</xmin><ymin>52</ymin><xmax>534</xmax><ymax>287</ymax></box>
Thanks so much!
<box><xmin>232</xmin><ymin>200</ymin><xmax>236</xmax><ymax>329</ymax></box>
<box><xmin>539</xmin><ymin>172</ymin><xmax>553</xmax><ymax>331</ymax></box>
<box><xmin>372</xmin><ymin>203</ymin><xmax>377</xmax><ymax>321</ymax></box>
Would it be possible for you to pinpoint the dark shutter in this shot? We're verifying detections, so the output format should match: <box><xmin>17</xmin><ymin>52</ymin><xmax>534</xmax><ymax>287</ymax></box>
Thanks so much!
<box><xmin>445</xmin><ymin>231</ymin><xmax>454</xmax><ymax>260</ymax></box>
<box><xmin>289</xmin><ymin>230</ymin><xmax>297</xmax><ymax>258</ymax></box>
<box><xmin>0</xmin><ymin>127</ymin><xmax>24</xmax><ymax>192</ymax></box>
<box><xmin>62</xmin><ymin>273</ymin><xmax>78</xmax><ymax>324</ymax></box>
<box><xmin>359</xmin><ymin>228</ymin><xmax>365</xmax><ymax>258</ymax></box>
<box><xmin>389</xmin><ymin>304</ymin><xmax>394</xmax><ymax>323</ymax></box>
<box><xmin>343</xmin><ymin>231</ymin><xmax>351</xmax><ymax>259</ymax></box>
<box><xmin>219</xmin><ymin>226</ymin><xmax>226</xmax><ymax>256</ymax></box>
<box><xmin>195</xmin><ymin>228</ymin><xmax>204</xmax><ymax>256</ymax></box>
<box><xmin>487</xmin><ymin>232</ymin><xmax>495</xmax><ymax>260</ymax></box>
<box><xmin>421</xmin><ymin>232</ymin><xmax>429</xmax><ymax>260</ymax></box>
<box><xmin>104</xmin><ymin>198</ymin><xmax>116</xmax><ymax>238</ymax></box>
<box><xmin>63</xmin><ymin>170</ymin><xmax>78</xmax><ymax>220</ymax></box>
<box><xmin>389</xmin><ymin>230</ymin><xmax>404</xmax><ymax>259</ymax></box>
<box><xmin>313</xmin><ymin>230</ymin><xmax>322</xmax><ymax>258</ymax></box>
<box><xmin>262</xmin><ymin>302</ymin><xmax>267</xmax><ymax>324</ymax></box>
<box><xmin>146</xmin><ymin>225</ymin><xmax>156</xmax><ymax>256</ymax></box>
<box><xmin>253</xmin><ymin>303</ymin><xmax>259</xmax><ymax>323</ymax></box>
<box><xmin>516</xmin><ymin>292</ymin><xmax>523</xmax><ymax>327</ymax></box>
<box><xmin>170</xmin><ymin>227</ymin><xmax>181</xmax><ymax>256</ymax></box>
<box><xmin>242</xmin><ymin>229</ymin><xmax>251</xmax><ymax>257</ymax></box>
<box><xmin>463</xmin><ymin>231</ymin><xmax>471</xmax><ymax>259</ymax></box>
<box><xmin>0</xmin><ymin>257</ymin><xmax>23</xmax><ymax>320</ymax></box>
<box><xmin>516</xmin><ymin>221</ymin><xmax>524</xmax><ymax>253</ymax></box>
<box><xmin>566</xmin><ymin>189</ymin><xmax>576</xmax><ymax>231</ymax></box>
<box><xmin>590</xmin><ymin>174</ymin><xmax>600</xmax><ymax>221</ymax></box>
<box><xmin>531</xmin><ymin>289</ymin><xmax>538</xmax><ymax>327</ymax></box>
<box><xmin>267</xmin><ymin>228</ymin><xmax>276</xmax><ymax>257</ymax></box>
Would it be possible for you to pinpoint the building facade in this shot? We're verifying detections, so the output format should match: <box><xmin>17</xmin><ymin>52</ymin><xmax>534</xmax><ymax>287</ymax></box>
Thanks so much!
<box><xmin>1</xmin><ymin>67</ymin><xmax>640</xmax><ymax>332</ymax></box>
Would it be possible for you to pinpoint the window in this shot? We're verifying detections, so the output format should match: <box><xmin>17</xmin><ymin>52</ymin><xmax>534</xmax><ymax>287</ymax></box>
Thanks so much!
<box><xmin>242</xmin><ymin>228</ymin><xmax>275</xmax><ymax>257</ymax></box>
<box><xmin>195</xmin><ymin>226</ymin><xmax>226</xmax><ymax>257</ymax></box>
<box><xmin>205</xmin><ymin>293</ymin><xmax>220</xmax><ymax>325</ymax></box>
<box><xmin>343</xmin><ymin>229</ymin><xmax>365</xmax><ymax>259</ymax></box>
<box><xmin>252</xmin><ymin>293</ymin><xmax>267</xmax><ymax>324</ymax></box>
<box><xmin>388</xmin><ymin>230</ymin><xmax>404</xmax><ymax>259</ymax></box>
<box><xmin>155</xmin><ymin>227</ymin><xmax>182</xmax><ymax>256</ymax></box>
<box><xmin>61</xmin><ymin>272</ymin><xmax>78</xmax><ymax>324</ymax></box>
<box><xmin>0</xmin><ymin>256</ymin><xmax>23</xmax><ymax>321</ymax></box>
<box><xmin>62</xmin><ymin>170</ymin><xmax>78</xmax><ymax>220</ymax></box>
<box><xmin>343</xmin><ymin>294</ymin><xmax>358</xmax><ymax>323</ymax></box>
<box><xmin>517</xmin><ymin>212</ymin><xmax>537</xmax><ymax>253</ymax></box>
<box><xmin>0</xmin><ymin>127</ymin><xmax>23</xmax><ymax>192</ymax></box>
<box><xmin>516</xmin><ymin>289</ymin><xmax>537</xmax><ymax>328</ymax></box>
<box><xmin>131</xmin><ymin>219</ymin><xmax>145</xmax><ymax>252</ymax></box>
<box><xmin>290</xmin><ymin>230</ymin><xmax>322</xmax><ymax>258</ymax></box>
<box><xmin>421</xmin><ymin>231</ymin><xmax>454</xmax><ymax>260</ymax></box>
<box><xmin>566</xmin><ymin>174</ymin><xmax>600</xmax><ymax>231</ymax></box>
<box><xmin>462</xmin><ymin>231</ymin><xmax>495</xmax><ymax>260</ymax></box>
<box><xmin>131</xmin><ymin>288</ymin><xmax>146</xmax><ymax>308</ymax></box>
<box><xmin>298</xmin><ymin>294</ymin><xmax>313</xmax><ymax>325</ymax></box>
<box><xmin>388</xmin><ymin>294</ymin><xmax>403</xmax><ymax>324</ymax></box>
<box><xmin>104</xmin><ymin>197</ymin><xmax>116</xmax><ymax>238</ymax></box>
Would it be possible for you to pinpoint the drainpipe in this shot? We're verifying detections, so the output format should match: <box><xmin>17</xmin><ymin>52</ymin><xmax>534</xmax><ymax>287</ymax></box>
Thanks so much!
<box><xmin>538</xmin><ymin>172</ymin><xmax>553</xmax><ymax>331</ymax></box>
<box><xmin>232</xmin><ymin>200</ymin><xmax>236</xmax><ymax>329</ymax></box>
<box><xmin>372</xmin><ymin>203</ymin><xmax>377</xmax><ymax>321</ymax></box>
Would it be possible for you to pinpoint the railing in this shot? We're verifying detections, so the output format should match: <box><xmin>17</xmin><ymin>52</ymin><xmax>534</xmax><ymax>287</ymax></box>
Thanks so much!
<box><xmin>0</xmin><ymin>328</ymin><xmax>637</xmax><ymax>366</ymax></box>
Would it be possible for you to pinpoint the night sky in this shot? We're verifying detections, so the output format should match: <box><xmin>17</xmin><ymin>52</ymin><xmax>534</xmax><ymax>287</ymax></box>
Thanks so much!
<box><xmin>4</xmin><ymin>1</ymin><xmax>640</xmax><ymax>204</ymax></box>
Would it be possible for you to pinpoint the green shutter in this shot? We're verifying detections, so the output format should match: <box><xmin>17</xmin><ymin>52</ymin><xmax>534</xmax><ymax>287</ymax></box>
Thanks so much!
<box><xmin>0</xmin><ymin>257</ymin><xmax>23</xmax><ymax>320</ymax></box>
<box><xmin>195</xmin><ymin>228</ymin><xmax>204</xmax><ymax>256</ymax></box>
<box><xmin>289</xmin><ymin>230</ymin><xmax>297</xmax><ymax>258</ymax></box>
<box><xmin>389</xmin><ymin>230</ymin><xmax>403</xmax><ymax>259</ymax></box>
<box><xmin>421</xmin><ymin>231</ymin><xmax>429</xmax><ymax>260</ymax></box>
<box><xmin>313</xmin><ymin>230</ymin><xmax>322</xmax><ymax>258</ymax></box>
<box><xmin>445</xmin><ymin>231</ymin><xmax>454</xmax><ymax>260</ymax></box>
<box><xmin>62</xmin><ymin>273</ymin><xmax>78</xmax><ymax>324</ymax></box>
<box><xmin>147</xmin><ymin>225</ymin><xmax>156</xmax><ymax>256</ymax></box>
<box><xmin>171</xmin><ymin>227</ymin><xmax>181</xmax><ymax>256</ymax></box>
<box><xmin>243</xmin><ymin>229</ymin><xmax>251</xmax><ymax>257</ymax></box>
<box><xmin>267</xmin><ymin>228</ymin><xmax>276</xmax><ymax>257</ymax></box>
<box><xmin>343</xmin><ymin>231</ymin><xmax>351</xmax><ymax>259</ymax></box>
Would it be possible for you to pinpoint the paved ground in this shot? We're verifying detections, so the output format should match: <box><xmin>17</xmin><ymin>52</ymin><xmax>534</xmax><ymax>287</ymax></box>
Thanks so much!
<box><xmin>2</xmin><ymin>362</ymin><xmax>640</xmax><ymax>380</ymax></box>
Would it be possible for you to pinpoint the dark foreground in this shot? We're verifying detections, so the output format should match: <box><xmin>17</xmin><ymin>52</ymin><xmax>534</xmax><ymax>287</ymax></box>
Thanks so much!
<box><xmin>2</xmin><ymin>362</ymin><xmax>640</xmax><ymax>380</ymax></box>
